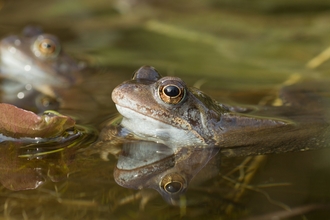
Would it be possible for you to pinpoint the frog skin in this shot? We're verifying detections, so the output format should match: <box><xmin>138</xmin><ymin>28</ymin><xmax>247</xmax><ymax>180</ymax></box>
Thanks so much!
<box><xmin>0</xmin><ymin>26</ymin><xmax>84</xmax><ymax>97</ymax></box>
<box><xmin>111</xmin><ymin>66</ymin><xmax>330</xmax><ymax>157</ymax></box>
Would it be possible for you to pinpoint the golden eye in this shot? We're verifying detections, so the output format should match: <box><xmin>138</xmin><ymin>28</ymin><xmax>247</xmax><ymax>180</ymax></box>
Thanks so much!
<box><xmin>159</xmin><ymin>84</ymin><xmax>185</xmax><ymax>104</ymax></box>
<box><xmin>32</xmin><ymin>35</ymin><xmax>61</xmax><ymax>59</ymax></box>
<box><xmin>38</xmin><ymin>39</ymin><xmax>57</xmax><ymax>55</ymax></box>
<box><xmin>160</xmin><ymin>173</ymin><xmax>185</xmax><ymax>194</ymax></box>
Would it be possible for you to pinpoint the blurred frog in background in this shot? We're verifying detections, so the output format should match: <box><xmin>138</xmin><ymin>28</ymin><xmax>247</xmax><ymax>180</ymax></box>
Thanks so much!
<box><xmin>0</xmin><ymin>26</ymin><xmax>86</xmax><ymax>112</ymax></box>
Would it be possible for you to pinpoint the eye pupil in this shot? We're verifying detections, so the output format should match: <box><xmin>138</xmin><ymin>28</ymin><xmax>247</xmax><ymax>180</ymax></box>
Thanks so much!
<box><xmin>39</xmin><ymin>40</ymin><xmax>55</xmax><ymax>54</ymax></box>
<box><xmin>164</xmin><ymin>85</ymin><xmax>180</xmax><ymax>97</ymax></box>
<box><xmin>164</xmin><ymin>182</ymin><xmax>182</xmax><ymax>193</ymax></box>
<box><xmin>42</xmin><ymin>42</ymin><xmax>51</xmax><ymax>49</ymax></box>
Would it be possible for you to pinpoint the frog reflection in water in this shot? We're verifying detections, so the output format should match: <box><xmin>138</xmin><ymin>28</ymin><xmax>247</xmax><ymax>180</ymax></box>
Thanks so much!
<box><xmin>0</xmin><ymin>79</ymin><xmax>60</xmax><ymax>112</ymax></box>
<box><xmin>113</xmin><ymin>140</ymin><xmax>219</xmax><ymax>205</ymax></box>
<box><xmin>105</xmin><ymin>65</ymin><xmax>330</xmax><ymax>204</ymax></box>
<box><xmin>0</xmin><ymin>26</ymin><xmax>85</xmax><ymax>111</ymax></box>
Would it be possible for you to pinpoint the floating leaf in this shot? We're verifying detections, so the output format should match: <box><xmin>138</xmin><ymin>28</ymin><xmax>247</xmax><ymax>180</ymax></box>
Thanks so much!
<box><xmin>0</xmin><ymin>103</ymin><xmax>75</xmax><ymax>139</ymax></box>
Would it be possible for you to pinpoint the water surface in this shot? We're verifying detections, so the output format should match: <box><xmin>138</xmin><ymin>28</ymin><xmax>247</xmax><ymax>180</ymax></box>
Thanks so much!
<box><xmin>1</xmin><ymin>0</ymin><xmax>330</xmax><ymax>219</ymax></box>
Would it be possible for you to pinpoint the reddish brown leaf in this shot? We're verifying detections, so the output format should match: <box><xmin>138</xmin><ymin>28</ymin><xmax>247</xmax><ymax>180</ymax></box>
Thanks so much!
<box><xmin>0</xmin><ymin>103</ymin><xmax>75</xmax><ymax>138</ymax></box>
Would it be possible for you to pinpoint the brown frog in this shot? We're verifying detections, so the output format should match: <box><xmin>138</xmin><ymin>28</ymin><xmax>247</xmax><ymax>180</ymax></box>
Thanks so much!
<box><xmin>0</xmin><ymin>26</ymin><xmax>84</xmax><ymax>98</ymax></box>
<box><xmin>97</xmin><ymin>66</ymin><xmax>330</xmax><ymax>205</ymax></box>
<box><xmin>111</xmin><ymin>66</ymin><xmax>330</xmax><ymax>157</ymax></box>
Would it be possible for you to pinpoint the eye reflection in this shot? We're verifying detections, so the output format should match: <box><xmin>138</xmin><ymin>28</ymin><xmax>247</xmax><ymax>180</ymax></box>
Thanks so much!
<box><xmin>164</xmin><ymin>181</ymin><xmax>182</xmax><ymax>193</ymax></box>
<box><xmin>160</xmin><ymin>173</ymin><xmax>186</xmax><ymax>194</ymax></box>
<box><xmin>35</xmin><ymin>94</ymin><xmax>60</xmax><ymax>111</ymax></box>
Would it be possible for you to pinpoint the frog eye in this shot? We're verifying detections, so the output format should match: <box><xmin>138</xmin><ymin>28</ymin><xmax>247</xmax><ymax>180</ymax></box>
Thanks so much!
<box><xmin>35</xmin><ymin>94</ymin><xmax>59</xmax><ymax>111</ymax></box>
<box><xmin>160</xmin><ymin>173</ymin><xmax>186</xmax><ymax>194</ymax></box>
<box><xmin>38</xmin><ymin>39</ymin><xmax>57</xmax><ymax>54</ymax></box>
<box><xmin>32</xmin><ymin>35</ymin><xmax>61</xmax><ymax>59</ymax></box>
<box><xmin>164</xmin><ymin>181</ymin><xmax>182</xmax><ymax>193</ymax></box>
<box><xmin>159</xmin><ymin>83</ymin><xmax>185</xmax><ymax>104</ymax></box>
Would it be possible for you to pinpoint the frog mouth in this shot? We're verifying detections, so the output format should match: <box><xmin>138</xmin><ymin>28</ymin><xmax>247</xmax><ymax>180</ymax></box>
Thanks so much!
<box><xmin>114</xmin><ymin>104</ymin><xmax>205</xmax><ymax>148</ymax></box>
<box><xmin>0</xmin><ymin>43</ymin><xmax>47</xmax><ymax>79</ymax></box>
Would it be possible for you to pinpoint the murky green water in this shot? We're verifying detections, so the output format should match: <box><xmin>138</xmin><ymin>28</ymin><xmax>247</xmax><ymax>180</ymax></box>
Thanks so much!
<box><xmin>1</xmin><ymin>0</ymin><xmax>330</xmax><ymax>219</ymax></box>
